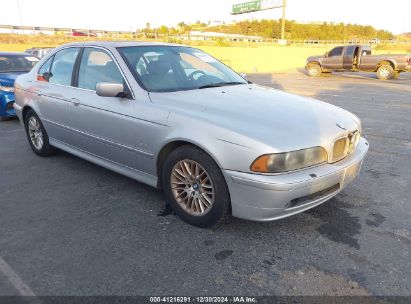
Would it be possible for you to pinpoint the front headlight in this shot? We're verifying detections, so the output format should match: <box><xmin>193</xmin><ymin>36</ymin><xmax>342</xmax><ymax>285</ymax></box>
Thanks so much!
<box><xmin>0</xmin><ymin>85</ymin><xmax>14</xmax><ymax>93</ymax></box>
<box><xmin>251</xmin><ymin>147</ymin><xmax>328</xmax><ymax>173</ymax></box>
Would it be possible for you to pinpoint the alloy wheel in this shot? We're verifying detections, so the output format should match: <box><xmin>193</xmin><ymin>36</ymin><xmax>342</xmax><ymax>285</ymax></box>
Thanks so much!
<box><xmin>170</xmin><ymin>159</ymin><xmax>215</xmax><ymax>216</ymax></box>
<box><xmin>28</xmin><ymin>116</ymin><xmax>44</xmax><ymax>150</ymax></box>
<box><xmin>379</xmin><ymin>66</ymin><xmax>390</xmax><ymax>78</ymax></box>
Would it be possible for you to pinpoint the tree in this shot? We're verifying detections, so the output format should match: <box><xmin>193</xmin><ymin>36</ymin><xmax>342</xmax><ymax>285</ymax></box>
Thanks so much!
<box><xmin>158</xmin><ymin>25</ymin><xmax>169</xmax><ymax>35</ymax></box>
<box><xmin>202</xmin><ymin>19</ymin><xmax>394</xmax><ymax>40</ymax></box>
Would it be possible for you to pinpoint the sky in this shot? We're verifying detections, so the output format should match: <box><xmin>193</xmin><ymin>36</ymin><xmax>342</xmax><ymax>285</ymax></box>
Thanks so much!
<box><xmin>3</xmin><ymin>0</ymin><xmax>410</xmax><ymax>35</ymax></box>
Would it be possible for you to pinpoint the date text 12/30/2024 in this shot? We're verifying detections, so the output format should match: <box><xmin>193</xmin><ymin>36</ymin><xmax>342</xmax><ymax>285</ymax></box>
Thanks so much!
<box><xmin>149</xmin><ymin>297</ymin><xmax>257</xmax><ymax>303</ymax></box>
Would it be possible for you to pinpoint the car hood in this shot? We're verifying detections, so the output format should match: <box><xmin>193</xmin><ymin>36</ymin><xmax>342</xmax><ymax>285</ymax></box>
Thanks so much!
<box><xmin>149</xmin><ymin>84</ymin><xmax>360</xmax><ymax>152</ymax></box>
<box><xmin>307</xmin><ymin>55</ymin><xmax>324</xmax><ymax>62</ymax></box>
<box><xmin>0</xmin><ymin>72</ymin><xmax>24</xmax><ymax>86</ymax></box>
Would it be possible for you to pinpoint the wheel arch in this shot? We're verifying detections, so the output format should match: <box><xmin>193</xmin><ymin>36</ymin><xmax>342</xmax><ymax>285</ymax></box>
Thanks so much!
<box><xmin>22</xmin><ymin>105</ymin><xmax>35</xmax><ymax>122</ymax></box>
<box><xmin>155</xmin><ymin>139</ymin><xmax>223</xmax><ymax>189</ymax></box>
<box><xmin>307</xmin><ymin>61</ymin><xmax>323</xmax><ymax>69</ymax></box>
<box><xmin>377</xmin><ymin>60</ymin><xmax>396</xmax><ymax>70</ymax></box>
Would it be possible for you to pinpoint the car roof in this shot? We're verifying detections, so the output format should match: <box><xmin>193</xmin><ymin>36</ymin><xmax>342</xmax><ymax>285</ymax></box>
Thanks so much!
<box><xmin>56</xmin><ymin>41</ymin><xmax>186</xmax><ymax>48</ymax></box>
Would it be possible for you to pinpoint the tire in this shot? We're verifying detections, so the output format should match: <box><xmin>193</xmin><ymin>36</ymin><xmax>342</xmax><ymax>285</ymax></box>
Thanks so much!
<box><xmin>376</xmin><ymin>64</ymin><xmax>394</xmax><ymax>80</ymax></box>
<box><xmin>306</xmin><ymin>63</ymin><xmax>322</xmax><ymax>77</ymax></box>
<box><xmin>162</xmin><ymin>145</ymin><xmax>231</xmax><ymax>228</ymax></box>
<box><xmin>24</xmin><ymin>110</ymin><xmax>55</xmax><ymax>156</ymax></box>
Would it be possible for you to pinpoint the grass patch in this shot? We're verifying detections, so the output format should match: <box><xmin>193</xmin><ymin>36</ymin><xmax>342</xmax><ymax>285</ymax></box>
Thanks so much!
<box><xmin>1</xmin><ymin>36</ymin><xmax>409</xmax><ymax>73</ymax></box>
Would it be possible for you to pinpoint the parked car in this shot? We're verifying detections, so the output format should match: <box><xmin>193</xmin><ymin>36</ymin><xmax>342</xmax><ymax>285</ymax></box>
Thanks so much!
<box><xmin>25</xmin><ymin>47</ymin><xmax>53</xmax><ymax>59</ymax></box>
<box><xmin>71</xmin><ymin>31</ymin><xmax>97</xmax><ymax>37</ymax></box>
<box><xmin>0</xmin><ymin>52</ymin><xmax>39</xmax><ymax>120</ymax></box>
<box><xmin>306</xmin><ymin>45</ymin><xmax>411</xmax><ymax>79</ymax></box>
<box><xmin>14</xmin><ymin>42</ymin><xmax>369</xmax><ymax>227</ymax></box>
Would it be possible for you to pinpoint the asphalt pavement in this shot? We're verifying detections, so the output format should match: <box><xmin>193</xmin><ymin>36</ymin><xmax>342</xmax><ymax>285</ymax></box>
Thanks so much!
<box><xmin>0</xmin><ymin>71</ymin><xmax>410</xmax><ymax>297</ymax></box>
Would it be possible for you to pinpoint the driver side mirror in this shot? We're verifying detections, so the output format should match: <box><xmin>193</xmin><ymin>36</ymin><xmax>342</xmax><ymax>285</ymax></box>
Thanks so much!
<box><xmin>96</xmin><ymin>82</ymin><xmax>130</xmax><ymax>98</ymax></box>
<box><xmin>324</xmin><ymin>52</ymin><xmax>329</xmax><ymax>57</ymax></box>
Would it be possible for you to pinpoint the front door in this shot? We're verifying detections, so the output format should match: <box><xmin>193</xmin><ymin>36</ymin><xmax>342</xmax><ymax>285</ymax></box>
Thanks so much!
<box><xmin>322</xmin><ymin>46</ymin><xmax>344</xmax><ymax>70</ymax></box>
<box><xmin>68</xmin><ymin>47</ymin><xmax>141</xmax><ymax>169</ymax></box>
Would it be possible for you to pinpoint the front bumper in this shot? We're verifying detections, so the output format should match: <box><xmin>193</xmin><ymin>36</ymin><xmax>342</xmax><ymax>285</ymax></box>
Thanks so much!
<box><xmin>223</xmin><ymin>137</ymin><xmax>369</xmax><ymax>221</ymax></box>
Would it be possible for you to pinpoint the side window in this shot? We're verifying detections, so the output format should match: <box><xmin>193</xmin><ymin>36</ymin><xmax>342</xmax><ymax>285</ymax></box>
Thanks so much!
<box><xmin>78</xmin><ymin>48</ymin><xmax>124</xmax><ymax>91</ymax></box>
<box><xmin>361</xmin><ymin>48</ymin><xmax>372</xmax><ymax>56</ymax></box>
<box><xmin>344</xmin><ymin>46</ymin><xmax>356</xmax><ymax>56</ymax></box>
<box><xmin>49</xmin><ymin>48</ymin><xmax>80</xmax><ymax>86</ymax></box>
<box><xmin>329</xmin><ymin>47</ymin><xmax>343</xmax><ymax>57</ymax></box>
<box><xmin>37</xmin><ymin>56</ymin><xmax>53</xmax><ymax>82</ymax></box>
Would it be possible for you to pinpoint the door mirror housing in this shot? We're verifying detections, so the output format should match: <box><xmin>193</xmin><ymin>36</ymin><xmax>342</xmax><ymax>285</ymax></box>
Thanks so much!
<box><xmin>324</xmin><ymin>51</ymin><xmax>329</xmax><ymax>57</ymax></box>
<box><xmin>96</xmin><ymin>82</ymin><xmax>129</xmax><ymax>98</ymax></box>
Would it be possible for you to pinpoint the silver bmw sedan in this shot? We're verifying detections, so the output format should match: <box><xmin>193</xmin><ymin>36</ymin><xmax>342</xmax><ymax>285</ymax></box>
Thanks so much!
<box><xmin>14</xmin><ymin>42</ymin><xmax>368</xmax><ymax>227</ymax></box>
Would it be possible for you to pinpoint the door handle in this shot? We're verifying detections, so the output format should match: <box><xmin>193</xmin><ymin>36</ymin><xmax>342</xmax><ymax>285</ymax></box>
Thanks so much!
<box><xmin>71</xmin><ymin>98</ymin><xmax>80</xmax><ymax>106</ymax></box>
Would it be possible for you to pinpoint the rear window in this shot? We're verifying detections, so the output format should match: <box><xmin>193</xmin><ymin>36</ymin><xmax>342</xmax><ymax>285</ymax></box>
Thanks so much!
<box><xmin>48</xmin><ymin>48</ymin><xmax>80</xmax><ymax>86</ymax></box>
<box><xmin>361</xmin><ymin>48</ymin><xmax>372</xmax><ymax>56</ymax></box>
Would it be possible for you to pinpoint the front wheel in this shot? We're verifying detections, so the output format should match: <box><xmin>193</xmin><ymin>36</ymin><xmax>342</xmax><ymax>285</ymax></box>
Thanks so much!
<box><xmin>162</xmin><ymin>145</ymin><xmax>231</xmax><ymax>228</ymax></box>
<box><xmin>306</xmin><ymin>63</ymin><xmax>322</xmax><ymax>77</ymax></box>
<box><xmin>24</xmin><ymin>110</ymin><xmax>55</xmax><ymax>156</ymax></box>
<box><xmin>376</xmin><ymin>64</ymin><xmax>394</xmax><ymax>80</ymax></box>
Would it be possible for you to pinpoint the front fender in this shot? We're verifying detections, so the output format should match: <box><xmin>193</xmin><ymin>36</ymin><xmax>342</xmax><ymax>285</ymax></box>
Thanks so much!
<box><xmin>158</xmin><ymin>113</ymin><xmax>272</xmax><ymax>173</ymax></box>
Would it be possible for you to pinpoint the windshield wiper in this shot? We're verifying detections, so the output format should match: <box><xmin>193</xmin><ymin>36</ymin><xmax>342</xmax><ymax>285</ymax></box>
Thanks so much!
<box><xmin>198</xmin><ymin>82</ymin><xmax>246</xmax><ymax>89</ymax></box>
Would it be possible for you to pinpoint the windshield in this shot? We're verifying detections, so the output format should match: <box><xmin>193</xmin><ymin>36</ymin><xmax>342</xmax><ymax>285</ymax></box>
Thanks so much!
<box><xmin>117</xmin><ymin>46</ymin><xmax>247</xmax><ymax>92</ymax></box>
<box><xmin>0</xmin><ymin>55</ymin><xmax>39</xmax><ymax>73</ymax></box>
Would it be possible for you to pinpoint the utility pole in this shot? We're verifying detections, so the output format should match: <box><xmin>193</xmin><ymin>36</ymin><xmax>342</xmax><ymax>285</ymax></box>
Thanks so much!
<box><xmin>16</xmin><ymin>0</ymin><xmax>23</xmax><ymax>26</ymax></box>
<box><xmin>281</xmin><ymin>0</ymin><xmax>286</xmax><ymax>40</ymax></box>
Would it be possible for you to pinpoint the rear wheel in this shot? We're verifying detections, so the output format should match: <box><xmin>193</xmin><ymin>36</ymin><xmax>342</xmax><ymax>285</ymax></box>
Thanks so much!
<box><xmin>306</xmin><ymin>63</ymin><xmax>322</xmax><ymax>77</ymax></box>
<box><xmin>376</xmin><ymin>64</ymin><xmax>394</xmax><ymax>80</ymax></box>
<box><xmin>24</xmin><ymin>110</ymin><xmax>55</xmax><ymax>156</ymax></box>
<box><xmin>162</xmin><ymin>145</ymin><xmax>231</xmax><ymax>228</ymax></box>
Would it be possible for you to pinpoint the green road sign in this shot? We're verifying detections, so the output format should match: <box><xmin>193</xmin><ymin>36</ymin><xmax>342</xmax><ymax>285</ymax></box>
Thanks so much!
<box><xmin>231</xmin><ymin>0</ymin><xmax>282</xmax><ymax>15</ymax></box>
<box><xmin>232</xmin><ymin>0</ymin><xmax>261</xmax><ymax>15</ymax></box>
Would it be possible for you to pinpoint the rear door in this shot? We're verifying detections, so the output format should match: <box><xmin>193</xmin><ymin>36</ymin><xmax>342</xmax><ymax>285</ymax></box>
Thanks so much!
<box><xmin>322</xmin><ymin>46</ymin><xmax>344</xmax><ymax>70</ymax></box>
<box><xmin>343</xmin><ymin>45</ymin><xmax>357</xmax><ymax>70</ymax></box>
<box><xmin>35</xmin><ymin>47</ymin><xmax>80</xmax><ymax>143</ymax></box>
